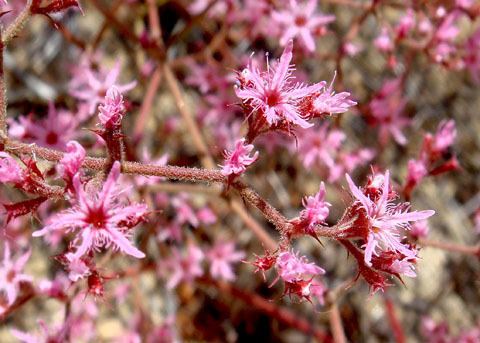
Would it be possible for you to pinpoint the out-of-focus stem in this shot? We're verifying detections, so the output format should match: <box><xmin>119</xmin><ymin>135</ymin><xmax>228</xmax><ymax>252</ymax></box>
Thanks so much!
<box><xmin>1</xmin><ymin>2</ymin><xmax>32</xmax><ymax>46</ymax></box>
<box><xmin>229</xmin><ymin>198</ymin><xmax>278</xmax><ymax>251</ymax></box>
<box><xmin>133</xmin><ymin>66</ymin><xmax>163</xmax><ymax>143</ymax></box>
<box><xmin>328</xmin><ymin>303</ymin><xmax>346</xmax><ymax>343</ymax></box>
<box><xmin>384</xmin><ymin>296</ymin><xmax>406</xmax><ymax>343</ymax></box>
<box><xmin>418</xmin><ymin>239</ymin><xmax>480</xmax><ymax>257</ymax></box>
<box><xmin>198</xmin><ymin>277</ymin><xmax>332</xmax><ymax>342</ymax></box>
<box><xmin>163</xmin><ymin>64</ymin><xmax>215</xmax><ymax>169</ymax></box>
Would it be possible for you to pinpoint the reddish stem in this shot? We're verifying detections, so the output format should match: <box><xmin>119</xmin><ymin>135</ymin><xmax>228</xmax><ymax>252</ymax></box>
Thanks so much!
<box><xmin>198</xmin><ymin>277</ymin><xmax>332</xmax><ymax>342</ymax></box>
<box><xmin>384</xmin><ymin>296</ymin><xmax>406</xmax><ymax>343</ymax></box>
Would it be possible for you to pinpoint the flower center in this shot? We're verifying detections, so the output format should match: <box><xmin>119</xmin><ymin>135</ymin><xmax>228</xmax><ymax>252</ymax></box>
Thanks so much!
<box><xmin>6</xmin><ymin>269</ymin><xmax>16</xmax><ymax>282</ymax></box>
<box><xmin>295</xmin><ymin>15</ymin><xmax>307</xmax><ymax>27</ymax></box>
<box><xmin>86</xmin><ymin>206</ymin><xmax>108</xmax><ymax>229</ymax></box>
<box><xmin>46</xmin><ymin>131</ymin><xmax>58</xmax><ymax>146</ymax></box>
<box><xmin>265</xmin><ymin>90</ymin><xmax>281</xmax><ymax>107</ymax></box>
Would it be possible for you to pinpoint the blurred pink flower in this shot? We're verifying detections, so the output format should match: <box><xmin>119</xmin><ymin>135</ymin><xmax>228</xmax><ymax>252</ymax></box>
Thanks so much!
<box><xmin>33</xmin><ymin>162</ymin><xmax>147</xmax><ymax>259</ymax></box>
<box><xmin>432</xmin><ymin>119</ymin><xmax>456</xmax><ymax>154</ymax></box>
<box><xmin>406</xmin><ymin>159</ymin><xmax>428</xmax><ymax>185</ymax></box>
<box><xmin>374</xmin><ymin>27</ymin><xmax>393</xmax><ymax>52</ymax></box>
<box><xmin>8</xmin><ymin>103</ymin><xmax>77</xmax><ymax>150</ymax></box>
<box><xmin>197</xmin><ymin>207</ymin><xmax>217</xmax><ymax>225</ymax></box>
<box><xmin>171</xmin><ymin>193</ymin><xmax>200</xmax><ymax>228</ymax></box>
<box><xmin>272</xmin><ymin>0</ymin><xmax>335</xmax><ymax>52</ymax></box>
<box><xmin>162</xmin><ymin>244</ymin><xmax>204</xmax><ymax>289</ymax></box>
<box><xmin>368</xmin><ymin>78</ymin><xmax>410</xmax><ymax>145</ymax></box>
<box><xmin>11</xmin><ymin>320</ymin><xmax>69</xmax><ymax>343</ymax></box>
<box><xmin>0</xmin><ymin>243</ymin><xmax>32</xmax><ymax>310</ymax></box>
<box><xmin>70</xmin><ymin>59</ymin><xmax>136</xmax><ymax>115</ymax></box>
<box><xmin>206</xmin><ymin>241</ymin><xmax>245</xmax><ymax>281</ymax></box>
<box><xmin>411</xmin><ymin>220</ymin><xmax>430</xmax><ymax>239</ymax></box>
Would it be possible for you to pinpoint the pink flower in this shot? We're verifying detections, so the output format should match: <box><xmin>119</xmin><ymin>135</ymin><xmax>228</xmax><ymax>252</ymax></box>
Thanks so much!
<box><xmin>272</xmin><ymin>0</ymin><xmax>335</xmax><ymax>52</ymax></box>
<box><xmin>411</xmin><ymin>220</ymin><xmax>430</xmax><ymax>239</ymax></box>
<box><xmin>162</xmin><ymin>244</ymin><xmax>204</xmax><ymax>289</ymax></box>
<box><xmin>0</xmin><ymin>152</ymin><xmax>24</xmax><ymax>184</ymax></box>
<box><xmin>313</xmin><ymin>74</ymin><xmax>357</xmax><ymax>115</ymax></box>
<box><xmin>171</xmin><ymin>193</ymin><xmax>200</xmax><ymax>227</ymax></box>
<box><xmin>185</xmin><ymin>60</ymin><xmax>231</xmax><ymax>94</ymax></box>
<box><xmin>432</xmin><ymin>119</ymin><xmax>456</xmax><ymax>154</ymax></box>
<box><xmin>0</xmin><ymin>243</ymin><xmax>32</xmax><ymax>309</ymax></box>
<box><xmin>70</xmin><ymin>59</ymin><xmax>136</xmax><ymax>115</ymax></box>
<box><xmin>221</xmin><ymin>138</ymin><xmax>259</xmax><ymax>176</ymax></box>
<box><xmin>197</xmin><ymin>207</ymin><xmax>217</xmax><ymax>225</ymax></box>
<box><xmin>389</xmin><ymin>257</ymin><xmax>417</xmax><ymax>278</ymax></box>
<box><xmin>98</xmin><ymin>86</ymin><xmax>126</xmax><ymax>128</ymax></box>
<box><xmin>374</xmin><ymin>27</ymin><xmax>393</xmax><ymax>52</ymax></box>
<box><xmin>406</xmin><ymin>159</ymin><xmax>428</xmax><ymax>185</ymax></box>
<box><xmin>346</xmin><ymin>170</ymin><xmax>435</xmax><ymax>266</ymax></box>
<box><xmin>64</xmin><ymin>253</ymin><xmax>91</xmax><ymax>282</ymax></box>
<box><xmin>58</xmin><ymin>141</ymin><xmax>86</xmax><ymax>181</ymax></box>
<box><xmin>8</xmin><ymin>103</ymin><xmax>77</xmax><ymax>150</ymax></box>
<box><xmin>300</xmin><ymin>182</ymin><xmax>331</xmax><ymax>228</ymax></box>
<box><xmin>206</xmin><ymin>241</ymin><xmax>245</xmax><ymax>281</ymax></box>
<box><xmin>395</xmin><ymin>9</ymin><xmax>415</xmax><ymax>38</ymax></box>
<box><xmin>275</xmin><ymin>250</ymin><xmax>325</xmax><ymax>283</ymax></box>
<box><xmin>33</xmin><ymin>162</ymin><xmax>147</xmax><ymax>259</ymax></box>
<box><xmin>464</xmin><ymin>27</ymin><xmax>480</xmax><ymax>83</ymax></box>
<box><xmin>368</xmin><ymin>78</ymin><xmax>410</xmax><ymax>145</ymax></box>
<box><xmin>432</xmin><ymin>13</ymin><xmax>460</xmax><ymax>63</ymax></box>
<box><xmin>235</xmin><ymin>40</ymin><xmax>324</xmax><ymax>128</ymax></box>
<box><xmin>297</xmin><ymin>123</ymin><xmax>345</xmax><ymax>169</ymax></box>
<box><xmin>11</xmin><ymin>320</ymin><xmax>69</xmax><ymax>343</ymax></box>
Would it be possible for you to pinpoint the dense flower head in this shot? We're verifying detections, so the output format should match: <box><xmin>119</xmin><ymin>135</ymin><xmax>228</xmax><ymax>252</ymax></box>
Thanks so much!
<box><xmin>235</xmin><ymin>40</ymin><xmax>324</xmax><ymax>130</ymax></box>
<box><xmin>98</xmin><ymin>86</ymin><xmax>126</xmax><ymax>128</ymax></box>
<box><xmin>33</xmin><ymin>162</ymin><xmax>147</xmax><ymax>260</ymax></box>
<box><xmin>275</xmin><ymin>250</ymin><xmax>325</xmax><ymax>283</ymax></box>
<box><xmin>221</xmin><ymin>138</ymin><xmax>259</xmax><ymax>176</ymax></box>
<box><xmin>272</xmin><ymin>0</ymin><xmax>335</xmax><ymax>52</ymax></box>
<box><xmin>57</xmin><ymin>140</ymin><xmax>86</xmax><ymax>182</ymax></box>
<box><xmin>345</xmin><ymin>170</ymin><xmax>435</xmax><ymax>266</ymax></box>
<box><xmin>299</xmin><ymin>182</ymin><xmax>330</xmax><ymax>229</ymax></box>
